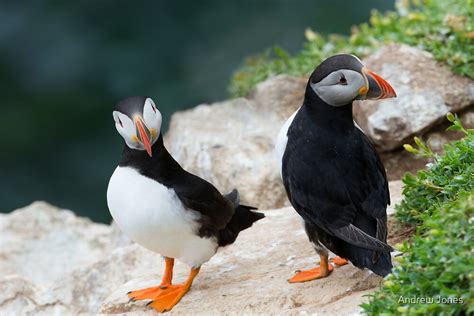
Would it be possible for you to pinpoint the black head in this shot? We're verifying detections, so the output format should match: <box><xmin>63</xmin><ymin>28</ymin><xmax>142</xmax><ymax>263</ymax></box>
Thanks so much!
<box><xmin>112</xmin><ymin>96</ymin><xmax>162</xmax><ymax>157</ymax></box>
<box><xmin>305</xmin><ymin>54</ymin><xmax>396</xmax><ymax>107</ymax></box>
<box><xmin>115</xmin><ymin>96</ymin><xmax>149</xmax><ymax>118</ymax></box>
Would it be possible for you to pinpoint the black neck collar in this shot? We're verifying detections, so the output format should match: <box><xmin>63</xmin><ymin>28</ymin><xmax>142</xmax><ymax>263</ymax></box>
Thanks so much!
<box><xmin>119</xmin><ymin>135</ymin><xmax>183</xmax><ymax>183</ymax></box>
<box><xmin>303</xmin><ymin>90</ymin><xmax>354</xmax><ymax>128</ymax></box>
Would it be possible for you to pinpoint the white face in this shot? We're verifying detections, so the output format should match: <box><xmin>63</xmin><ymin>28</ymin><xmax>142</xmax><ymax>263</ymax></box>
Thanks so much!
<box><xmin>112</xmin><ymin>98</ymin><xmax>162</xmax><ymax>151</ymax></box>
<box><xmin>310</xmin><ymin>69</ymin><xmax>368</xmax><ymax>107</ymax></box>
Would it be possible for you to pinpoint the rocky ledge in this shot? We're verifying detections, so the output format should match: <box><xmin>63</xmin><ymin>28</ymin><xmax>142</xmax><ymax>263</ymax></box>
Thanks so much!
<box><xmin>0</xmin><ymin>182</ymin><xmax>402</xmax><ymax>315</ymax></box>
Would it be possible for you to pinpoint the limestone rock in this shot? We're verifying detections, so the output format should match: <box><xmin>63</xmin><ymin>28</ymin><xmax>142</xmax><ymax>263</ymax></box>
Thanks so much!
<box><xmin>387</xmin><ymin>180</ymin><xmax>403</xmax><ymax>216</ymax></box>
<box><xmin>165</xmin><ymin>75</ymin><xmax>306</xmax><ymax>209</ymax></box>
<box><xmin>354</xmin><ymin>44</ymin><xmax>474</xmax><ymax>151</ymax></box>
<box><xmin>100</xmin><ymin>207</ymin><xmax>383</xmax><ymax>315</ymax></box>
<box><xmin>247</xmin><ymin>74</ymin><xmax>307</xmax><ymax>121</ymax></box>
<box><xmin>0</xmin><ymin>186</ymin><xmax>403</xmax><ymax>314</ymax></box>
<box><xmin>0</xmin><ymin>201</ymin><xmax>112</xmax><ymax>285</ymax></box>
<box><xmin>0</xmin><ymin>275</ymin><xmax>69</xmax><ymax>315</ymax></box>
<box><xmin>165</xmin><ymin>98</ymin><xmax>283</xmax><ymax>210</ymax></box>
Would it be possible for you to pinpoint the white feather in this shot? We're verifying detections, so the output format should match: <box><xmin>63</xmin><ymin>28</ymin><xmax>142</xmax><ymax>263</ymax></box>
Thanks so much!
<box><xmin>354</xmin><ymin>120</ymin><xmax>365</xmax><ymax>134</ymax></box>
<box><xmin>113</xmin><ymin>111</ymin><xmax>138</xmax><ymax>149</ymax></box>
<box><xmin>107</xmin><ymin>166</ymin><xmax>217</xmax><ymax>267</ymax></box>
<box><xmin>275</xmin><ymin>108</ymin><xmax>300</xmax><ymax>177</ymax></box>
<box><xmin>143</xmin><ymin>98</ymin><xmax>162</xmax><ymax>142</ymax></box>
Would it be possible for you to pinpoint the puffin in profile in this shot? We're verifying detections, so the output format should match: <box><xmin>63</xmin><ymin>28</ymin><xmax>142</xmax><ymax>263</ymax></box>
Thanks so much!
<box><xmin>276</xmin><ymin>54</ymin><xmax>396</xmax><ymax>282</ymax></box>
<box><xmin>107</xmin><ymin>96</ymin><xmax>264</xmax><ymax>312</ymax></box>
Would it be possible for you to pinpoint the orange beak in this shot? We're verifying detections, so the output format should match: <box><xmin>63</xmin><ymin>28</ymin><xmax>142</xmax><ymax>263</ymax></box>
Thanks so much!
<box><xmin>134</xmin><ymin>116</ymin><xmax>153</xmax><ymax>157</ymax></box>
<box><xmin>362</xmin><ymin>69</ymin><xmax>397</xmax><ymax>100</ymax></box>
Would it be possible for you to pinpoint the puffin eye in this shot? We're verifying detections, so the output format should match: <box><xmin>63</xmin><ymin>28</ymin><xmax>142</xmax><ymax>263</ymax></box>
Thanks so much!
<box><xmin>118</xmin><ymin>119</ymin><xmax>123</xmax><ymax>127</ymax></box>
<box><xmin>339</xmin><ymin>75</ymin><xmax>347</xmax><ymax>85</ymax></box>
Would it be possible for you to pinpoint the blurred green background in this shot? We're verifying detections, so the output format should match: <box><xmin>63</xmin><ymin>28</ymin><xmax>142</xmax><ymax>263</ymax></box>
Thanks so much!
<box><xmin>0</xmin><ymin>0</ymin><xmax>393</xmax><ymax>223</ymax></box>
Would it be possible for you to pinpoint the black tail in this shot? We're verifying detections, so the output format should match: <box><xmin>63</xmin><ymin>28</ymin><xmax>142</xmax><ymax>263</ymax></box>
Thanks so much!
<box><xmin>337</xmin><ymin>245</ymin><xmax>393</xmax><ymax>277</ymax></box>
<box><xmin>369</xmin><ymin>251</ymin><xmax>393</xmax><ymax>277</ymax></box>
<box><xmin>217</xmin><ymin>190</ymin><xmax>265</xmax><ymax>247</ymax></box>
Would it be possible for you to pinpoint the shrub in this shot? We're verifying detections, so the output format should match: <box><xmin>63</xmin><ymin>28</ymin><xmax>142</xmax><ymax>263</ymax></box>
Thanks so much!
<box><xmin>362</xmin><ymin>192</ymin><xmax>473</xmax><ymax>315</ymax></box>
<box><xmin>361</xmin><ymin>114</ymin><xmax>474</xmax><ymax>315</ymax></box>
<box><xmin>397</xmin><ymin>114</ymin><xmax>474</xmax><ymax>225</ymax></box>
<box><xmin>229</xmin><ymin>0</ymin><xmax>473</xmax><ymax>97</ymax></box>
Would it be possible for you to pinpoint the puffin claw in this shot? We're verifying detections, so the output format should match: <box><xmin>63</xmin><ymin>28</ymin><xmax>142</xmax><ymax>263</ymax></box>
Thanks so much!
<box><xmin>146</xmin><ymin>301</ymin><xmax>153</xmax><ymax>307</ymax></box>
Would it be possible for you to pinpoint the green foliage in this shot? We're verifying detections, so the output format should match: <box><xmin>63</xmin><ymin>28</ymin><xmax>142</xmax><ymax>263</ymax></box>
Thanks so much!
<box><xmin>229</xmin><ymin>0</ymin><xmax>474</xmax><ymax>97</ymax></box>
<box><xmin>397</xmin><ymin>114</ymin><xmax>474</xmax><ymax>225</ymax></box>
<box><xmin>362</xmin><ymin>115</ymin><xmax>474</xmax><ymax>315</ymax></box>
<box><xmin>362</xmin><ymin>192</ymin><xmax>474</xmax><ymax>315</ymax></box>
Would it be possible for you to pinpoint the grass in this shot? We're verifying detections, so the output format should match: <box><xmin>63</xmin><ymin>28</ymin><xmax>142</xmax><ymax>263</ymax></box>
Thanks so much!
<box><xmin>361</xmin><ymin>114</ymin><xmax>474</xmax><ymax>315</ymax></box>
<box><xmin>229</xmin><ymin>0</ymin><xmax>473</xmax><ymax>97</ymax></box>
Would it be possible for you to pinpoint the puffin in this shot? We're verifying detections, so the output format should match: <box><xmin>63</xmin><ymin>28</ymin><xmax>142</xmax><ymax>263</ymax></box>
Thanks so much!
<box><xmin>276</xmin><ymin>54</ymin><xmax>396</xmax><ymax>283</ymax></box>
<box><xmin>107</xmin><ymin>96</ymin><xmax>264</xmax><ymax>312</ymax></box>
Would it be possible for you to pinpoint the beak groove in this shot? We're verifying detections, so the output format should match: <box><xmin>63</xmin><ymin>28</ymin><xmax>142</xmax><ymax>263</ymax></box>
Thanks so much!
<box><xmin>363</xmin><ymin>69</ymin><xmax>397</xmax><ymax>100</ymax></box>
<box><xmin>134</xmin><ymin>116</ymin><xmax>153</xmax><ymax>157</ymax></box>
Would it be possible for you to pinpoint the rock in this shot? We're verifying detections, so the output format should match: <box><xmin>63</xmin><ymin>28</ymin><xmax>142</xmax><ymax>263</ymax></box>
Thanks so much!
<box><xmin>0</xmin><ymin>275</ymin><xmax>69</xmax><ymax>315</ymax></box>
<box><xmin>460</xmin><ymin>107</ymin><xmax>474</xmax><ymax>128</ymax></box>
<box><xmin>353</xmin><ymin>44</ymin><xmax>474</xmax><ymax>151</ymax></box>
<box><xmin>247</xmin><ymin>75</ymin><xmax>307</xmax><ymax>121</ymax></box>
<box><xmin>0</xmin><ymin>184</ymin><xmax>403</xmax><ymax>314</ymax></box>
<box><xmin>165</xmin><ymin>75</ymin><xmax>305</xmax><ymax>209</ymax></box>
<box><xmin>45</xmin><ymin>244</ymin><xmax>163</xmax><ymax>313</ymax></box>
<box><xmin>100</xmin><ymin>207</ymin><xmax>383</xmax><ymax>315</ymax></box>
<box><xmin>387</xmin><ymin>180</ymin><xmax>403</xmax><ymax>216</ymax></box>
<box><xmin>0</xmin><ymin>201</ymin><xmax>112</xmax><ymax>285</ymax></box>
<box><xmin>425</xmin><ymin>106</ymin><xmax>474</xmax><ymax>153</ymax></box>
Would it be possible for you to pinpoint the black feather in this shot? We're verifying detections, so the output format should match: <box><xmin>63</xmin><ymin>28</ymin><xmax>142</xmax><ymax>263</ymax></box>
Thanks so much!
<box><xmin>217</xmin><ymin>202</ymin><xmax>264</xmax><ymax>247</ymax></box>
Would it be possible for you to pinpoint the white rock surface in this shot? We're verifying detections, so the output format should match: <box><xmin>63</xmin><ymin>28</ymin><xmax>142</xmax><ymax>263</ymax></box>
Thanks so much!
<box><xmin>354</xmin><ymin>44</ymin><xmax>474</xmax><ymax>151</ymax></box>
<box><xmin>0</xmin><ymin>181</ymin><xmax>403</xmax><ymax>315</ymax></box>
<box><xmin>0</xmin><ymin>201</ymin><xmax>111</xmax><ymax>285</ymax></box>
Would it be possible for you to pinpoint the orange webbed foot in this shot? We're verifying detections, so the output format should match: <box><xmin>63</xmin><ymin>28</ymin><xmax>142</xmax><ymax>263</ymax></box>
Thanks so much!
<box><xmin>128</xmin><ymin>286</ymin><xmax>162</xmax><ymax>301</ymax></box>
<box><xmin>127</xmin><ymin>284</ymin><xmax>179</xmax><ymax>301</ymax></box>
<box><xmin>288</xmin><ymin>254</ymin><xmax>334</xmax><ymax>283</ymax></box>
<box><xmin>331</xmin><ymin>256</ymin><xmax>349</xmax><ymax>267</ymax></box>
<box><xmin>129</xmin><ymin>267</ymin><xmax>200</xmax><ymax>313</ymax></box>
<box><xmin>147</xmin><ymin>284</ymin><xmax>189</xmax><ymax>313</ymax></box>
<box><xmin>288</xmin><ymin>264</ymin><xmax>333</xmax><ymax>283</ymax></box>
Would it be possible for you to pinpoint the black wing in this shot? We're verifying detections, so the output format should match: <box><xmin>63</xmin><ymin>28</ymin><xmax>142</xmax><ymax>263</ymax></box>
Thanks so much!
<box><xmin>283</xmin><ymin>127</ymin><xmax>391</xmax><ymax>252</ymax></box>
<box><xmin>173</xmin><ymin>171</ymin><xmax>235</xmax><ymax>232</ymax></box>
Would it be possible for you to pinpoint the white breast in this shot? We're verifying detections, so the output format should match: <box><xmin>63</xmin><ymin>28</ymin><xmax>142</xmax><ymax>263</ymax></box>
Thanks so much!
<box><xmin>107</xmin><ymin>166</ymin><xmax>217</xmax><ymax>267</ymax></box>
<box><xmin>275</xmin><ymin>108</ymin><xmax>300</xmax><ymax>177</ymax></box>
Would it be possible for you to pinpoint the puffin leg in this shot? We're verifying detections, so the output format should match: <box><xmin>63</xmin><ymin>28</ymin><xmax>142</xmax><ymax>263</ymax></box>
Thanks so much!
<box><xmin>148</xmin><ymin>267</ymin><xmax>200</xmax><ymax>313</ymax></box>
<box><xmin>160</xmin><ymin>257</ymin><xmax>174</xmax><ymax>288</ymax></box>
<box><xmin>288</xmin><ymin>255</ymin><xmax>333</xmax><ymax>283</ymax></box>
<box><xmin>127</xmin><ymin>257</ymin><xmax>175</xmax><ymax>301</ymax></box>
<box><xmin>331</xmin><ymin>256</ymin><xmax>348</xmax><ymax>266</ymax></box>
